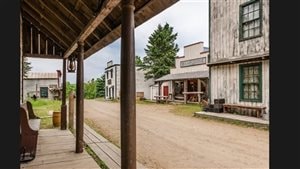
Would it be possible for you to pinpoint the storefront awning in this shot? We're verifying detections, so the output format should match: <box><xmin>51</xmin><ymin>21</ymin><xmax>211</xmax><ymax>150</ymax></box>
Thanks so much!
<box><xmin>155</xmin><ymin>70</ymin><xmax>209</xmax><ymax>82</ymax></box>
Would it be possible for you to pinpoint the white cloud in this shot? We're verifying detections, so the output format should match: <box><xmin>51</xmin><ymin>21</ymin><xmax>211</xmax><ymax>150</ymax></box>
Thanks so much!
<box><xmin>28</xmin><ymin>0</ymin><xmax>208</xmax><ymax>83</ymax></box>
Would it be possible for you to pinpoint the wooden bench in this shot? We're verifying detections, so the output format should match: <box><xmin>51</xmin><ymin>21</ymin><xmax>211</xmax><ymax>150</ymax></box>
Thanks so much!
<box><xmin>223</xmin><ymin>104</ymin><xmax>266</xmax><ymax>118</ymax></box>
<box><xmin>20</xmin><ymin>101</ymin><xmax>41</xmax><ymax>162</ymax></box>
<box><xmin>154</xmin><ymin>95</ymin><xmax>169</xmax><ymax>103</ymax></box>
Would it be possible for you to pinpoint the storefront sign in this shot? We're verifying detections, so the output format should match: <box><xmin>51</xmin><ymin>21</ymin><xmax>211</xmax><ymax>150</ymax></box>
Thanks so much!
<box><xmin>180</xmin><ymin>57</ymin><xmax>206</xmax><ymax>67</ymax></box>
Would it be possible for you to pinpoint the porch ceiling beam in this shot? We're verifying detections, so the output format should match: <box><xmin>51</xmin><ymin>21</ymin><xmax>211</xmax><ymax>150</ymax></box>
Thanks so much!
<box><xmin>22</xmin><ymin>2</ymin><xmax>73</xmax><ymax>46</ymax></box>
<box><xmin>84</xmin><ymin>25</ymin><xmax>121</xmax><ymax>58</ymax></box>
<box><xmin>54</xmin><ymin>0</ymin><xmax>101</xmax><ymax>41</ymax></box>
<box><xmin>36</xmin><ymin>1</ymin><xmax>92</xmax><ymax>49</ymax></box>
<box><xmin>24</xmin><ymin>53</ymin><xmax>63</xmax><ymax>59</ymax></box>
<box><xmin>79</xmin><ymin>0</ymin><xmax>113</xmax><ymax>32</ymax></box>
<box><xmin>22</xmin><ymin>11</ymin><xmax>69</xmax><ymax>49</ymax></box>
<box><xmin>84</xmin><ymin>0</ymin><xmax>155</xmax><ymax>58</ymax></box>
<box><xmin>63</xmin><ymin>0</ymin><xmax>121</xmax><ymax>59</ymax></box>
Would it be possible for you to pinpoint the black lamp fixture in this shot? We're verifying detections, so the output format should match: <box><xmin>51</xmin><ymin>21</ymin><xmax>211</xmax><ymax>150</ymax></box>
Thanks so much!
<box><xmin>67</xmin><ymin>56</ymin><xmax>76</xmax><ymax>73</ymax></box>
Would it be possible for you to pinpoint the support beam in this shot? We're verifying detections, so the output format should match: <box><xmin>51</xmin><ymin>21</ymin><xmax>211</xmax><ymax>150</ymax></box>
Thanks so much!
<box><xmin>23</xmin><ymin>1</ymin><xmax>74</xmax><ymax>45</ymax></box>
<box><xmin>84</xmin><ymin>0</ymin><xmax>166</xmax><ymax>58</ymax></box>
<box><xmin>120</xmin><ymin>1</ymin><xmax>136</xmax><ymax>168</ymax></box>
<box><xmin>54</xmin><ymin>0</ymin><xmax>101</xmax><ymax>41</ymax></box>
<box><xmin>69</xmin><ymin>91</ymin><xmax>75</xmax><ymax>130</ymax></box>
<box><xmin>79</xmin><ymin>0</ymin><xmax>113</xmax><ymax>32</ymax></box>
<box><xmin>184</xmin><ymin>80</ymin><xmax>188</xmax><ymax>104</ymax></box>
<box><xmin>76</xmin><ymin>42</ymin><xmax>84</xmax><ymax>153</ymax></box>
<box><xmin>64</xmin><ymin>0</ymin><xmax>121</xmax><ymax>59</ymax></box>
<box><xmin>20</xmin><ymin>13</ymin><xmax>24</xmax><ymax>103</ymax></box>
<box><xmin>197</xmin><ymin>79</ymin><xmax>202</xmax><ymax>104</ymax></box>
<box><xmin>23</xmin><ymin>0</ymin><xmax>76</xmax><ymax>42</ymax></box>
<box><xmin>158</xmin><ymin>82</ymin><xmax>161</xmax><ymax>96</ymax></box>
<box><xmin>22</xmin><ymin>11</ymin><xmax>69</xmax><ymax>48</ymax></box>
<box><xmin>23</xmin><ymin>53</ymin><xmax>63</xmax><ymax>59</ymax></box>
<box><xmin>61</xmin><ymin>58</ymin><xmax>67</xmax><ymax>130</ymax></box>
<box><xmin>172</xmin><ymin>81</ymin><xmax>175</xmax><ymax>101</ymax></box>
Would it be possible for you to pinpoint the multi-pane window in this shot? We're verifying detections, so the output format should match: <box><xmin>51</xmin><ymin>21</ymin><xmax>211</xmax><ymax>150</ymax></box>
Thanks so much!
<box><xmin>240</xmin><ymin>63</ymin><xmax>262</xmax><ymax>102</ymax></box>
<box><xmin>240</xmin><ymin>0</ymin><xmax>262</xmax><ymax>40</ymax></box>
<box><xmin>40</xmin><ymin>87</ymin><xmax>49</xmax><ymax>98</ymax></box>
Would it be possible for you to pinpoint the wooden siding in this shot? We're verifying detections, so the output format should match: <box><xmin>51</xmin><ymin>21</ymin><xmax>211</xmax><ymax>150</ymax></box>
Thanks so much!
<box><xmin>210</xmin><ymin>60</ymin><xmax>269</xmax><ymax>115</ymax></box>
<box><xmin>209</xmin><ymin>0</ymin><xmax>269</xmax><ymax>118</ymax></box>
<box><xmin>210</xmin><ymin>0</ymin><xmax>269</xmax><ymax>63</ymax></box>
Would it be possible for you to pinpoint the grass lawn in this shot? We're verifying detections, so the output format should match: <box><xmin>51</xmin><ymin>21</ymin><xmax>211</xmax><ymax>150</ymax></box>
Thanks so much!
<box><xmin>27</xmin><ymin>98</ymin><xmax>62</xmax><ymax>129</ymax></box>
<box><xmin>96</xmin><ymin>98</ymin><xmax>202</xmax><ymax>117</ymax></box>
<box><xmin>170</xmin><ymin>103</ymin><xmax>202</xmax><ymax>117</ymax></box>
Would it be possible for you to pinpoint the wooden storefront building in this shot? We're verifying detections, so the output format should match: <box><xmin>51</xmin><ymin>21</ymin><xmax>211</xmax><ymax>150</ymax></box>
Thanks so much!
<box><xmin>155</xmin><ymin>42</ymin><xmax>209</xmax><ymax>103</ymax></box>
<box><xmin>208</xmin><ymin>0</ymin><xmax>269</xmax><ymax>119</ymax></box>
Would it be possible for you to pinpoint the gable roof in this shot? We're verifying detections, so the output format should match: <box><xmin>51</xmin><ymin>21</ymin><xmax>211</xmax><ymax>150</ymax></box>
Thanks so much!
<box><xmin>155</xmin><ymin>70</ymin><xmax>209</xmax><ymax>82</ymax></box>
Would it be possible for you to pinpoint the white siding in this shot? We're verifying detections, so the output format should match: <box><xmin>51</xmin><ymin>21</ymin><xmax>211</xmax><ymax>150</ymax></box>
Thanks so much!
<box><xmin>23</xmin><ymin>79</ymin><xmax>58</xmax><ymax>100</ymax></box>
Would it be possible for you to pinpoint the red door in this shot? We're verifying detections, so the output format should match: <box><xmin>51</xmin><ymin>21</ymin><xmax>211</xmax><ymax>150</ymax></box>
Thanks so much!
<box><xmin>163</xmin><ymin>86</ymin><xmax>169</xmax><ymax>96</ymax></box>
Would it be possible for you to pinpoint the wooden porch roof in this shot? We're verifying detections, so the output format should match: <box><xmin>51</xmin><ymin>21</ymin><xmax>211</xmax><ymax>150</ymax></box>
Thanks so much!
<box><xmin>21</xmin><ymin>0</ymin><xmax>179</xmax><ymax>60</ymax></box>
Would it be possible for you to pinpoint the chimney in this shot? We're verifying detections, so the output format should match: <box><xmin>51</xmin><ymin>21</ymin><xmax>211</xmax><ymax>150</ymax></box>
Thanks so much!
<box><xmin>56</xmin><ymin>70</ymin><xmax>62</xmax><ymax>88</ymax></box>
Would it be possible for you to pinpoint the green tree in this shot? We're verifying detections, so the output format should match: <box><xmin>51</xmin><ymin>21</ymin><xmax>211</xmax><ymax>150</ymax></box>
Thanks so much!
<box><xmin>66</xmin><ymin>81</ymin><xmax>76</xmax><ymax>96</ymax></box>
<box><xmin>135</xmin><ymin>55</ymin><xmax>143</xmax><ymax>66</ymax></box>
<box><xmin>84</xmin><ymin>79</ymin><xmax>97</xmax><ymax>99</ymax></box>
<box><xmin>142</xmin><ymin>23</ymin><xmax>179</xmax><ymax>80</ymax></box>
<box><xmin>96</xmin><ymin>74</ymin><xmax>105</xmax><ymax>97</ymax></box>
<box><xmin>23</xmin><ymin>57</ymin><xmax>32</xmax><ymax>78</ymax></box>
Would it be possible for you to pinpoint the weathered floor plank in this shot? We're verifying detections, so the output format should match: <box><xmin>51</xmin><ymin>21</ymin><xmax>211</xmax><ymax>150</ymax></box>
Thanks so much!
<box><xmin>21</xmin><ymin>129</ymin><xmax>100</xmax><ymax>169</ymax></box>
<box><xmin>84</xmin><ymin>124</ymin><xmax>147</xmax><ymax>169</ymax></box>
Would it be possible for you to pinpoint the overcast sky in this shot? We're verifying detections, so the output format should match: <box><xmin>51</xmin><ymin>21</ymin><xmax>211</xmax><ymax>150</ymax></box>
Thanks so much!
<box><xmin>28</xmin><ymin>0</ymin><xmax>209</xmax><ymax>83</ymax></box>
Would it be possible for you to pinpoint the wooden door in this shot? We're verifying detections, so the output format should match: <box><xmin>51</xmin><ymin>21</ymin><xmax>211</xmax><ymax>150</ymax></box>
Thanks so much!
<box><xmin>163</xmin><ymin>86</ymin><xmax>168</xmax><ymax>96</ymax></box>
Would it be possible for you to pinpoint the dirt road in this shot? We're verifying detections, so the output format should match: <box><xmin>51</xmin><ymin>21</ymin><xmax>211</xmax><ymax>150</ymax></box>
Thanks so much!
<box><xmin>84</xmin><ymin>99</ymin><xmax>269</xmax><ymax>169</ymax></box>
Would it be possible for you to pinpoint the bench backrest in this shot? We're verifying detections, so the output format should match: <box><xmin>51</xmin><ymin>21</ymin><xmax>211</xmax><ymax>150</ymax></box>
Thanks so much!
<box><xmin>26</xmin><ymin>101</ymin><xmax>40</xmax><ymax>119</ymax></box>
<box><xmin>20</xmin><ymin>101</ymin><xmax>40</xmax><ymax>120</ymax></box>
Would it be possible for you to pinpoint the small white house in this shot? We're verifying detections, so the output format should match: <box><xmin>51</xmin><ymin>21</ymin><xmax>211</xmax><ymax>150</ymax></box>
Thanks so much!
<box><xmin>23</xmin><ymin>70</ymin><xmax>62</xmax><ymax>100</ymax></box>
<box><xmin>104</xmin><ymin>60</ymin><xmax>154</xmax><ymax>100</ymax></box>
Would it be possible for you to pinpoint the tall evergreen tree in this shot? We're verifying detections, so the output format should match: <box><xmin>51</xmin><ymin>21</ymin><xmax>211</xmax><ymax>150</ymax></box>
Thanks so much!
<box><xmin>23</xmin><ymin>57</ymin><xmax>32</xmax><ymax>78</ymax></box>
<box><xmin>142</xmin><ymin>23</ymin><xmax>179</xmax><ymax>80</ymax></box>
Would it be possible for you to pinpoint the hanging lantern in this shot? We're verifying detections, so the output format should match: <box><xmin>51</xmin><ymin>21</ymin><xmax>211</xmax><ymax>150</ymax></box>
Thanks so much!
<box><xmin>67</xmin><ymin>57</ymin><xmax>76</xmax><ymax>73</ymax></box>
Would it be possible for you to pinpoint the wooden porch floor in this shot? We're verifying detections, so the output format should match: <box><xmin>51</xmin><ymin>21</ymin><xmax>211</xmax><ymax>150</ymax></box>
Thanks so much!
<box><xmin>21</xmin><ymin>129</ymin><xmax>100</xmax><ymax>169</ymax></box>
<box><xmin>84</xmin><ymin>124</ymin><xmax>146</xmax><ymax>169</ymax></box>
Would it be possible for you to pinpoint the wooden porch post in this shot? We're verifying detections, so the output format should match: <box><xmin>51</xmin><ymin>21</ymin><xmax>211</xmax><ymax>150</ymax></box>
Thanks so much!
<box><xmin>184</xmin><ymin>80</ymin><xmax>188</xmax><ymax>104</ymax></box>
<box><xmin>172</xmin><ymin>80</ymin><xmax>175</xmax><ymax>101</ymax></box>
<box><xmin>20</xmin><ymin>13</ymin><xmax>23</xmax><ymax>103</ymax></box>
<box><xmin>61</xmin><ymin>58</ymin><xmax>67</xmax><ymax>130</ymax></box>
<box><xmin>158</xmin><ymin>81</ymin><xmax>161</xmax><ymax>96</ymax></box>
<box><xmin>76</xmin><ymin>42</ymin><xmax>84</xmax><ymax>153</ymax></box>
<box><xmin>120</xmin><ymin>0</ymin><xmax>136</xmax><ymax>168</ymax></box>
<box><xmin>197</xmin><ymin>79</ymin><xmax>201</xmax><ymax>103</ymax></box>
<box><xmin>68</xmin><ymin>91</ymin><xmax>75</xmax><ymax>130</ymax></box>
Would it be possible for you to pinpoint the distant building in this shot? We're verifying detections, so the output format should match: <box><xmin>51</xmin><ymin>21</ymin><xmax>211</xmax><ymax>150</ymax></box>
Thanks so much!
<box><xmin>23</xmin><ymin>70</ymin><xmax>62</xmax><ymax>100</ymax></box>
<box><xmin>208</xmin><ymin>0</ymin><xmax>269</xmax><ymax>119</ymax></box>
<box><xmin>104</xmin><ymin>60</ymin><xmax>154</xmax><ymax>100</ymax></box>
<box><xmin>155</xmin><ymin>42</ymin><xmax>209</xmax><ymax>103</ymax></box>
